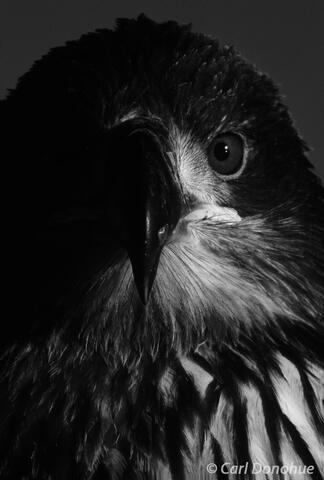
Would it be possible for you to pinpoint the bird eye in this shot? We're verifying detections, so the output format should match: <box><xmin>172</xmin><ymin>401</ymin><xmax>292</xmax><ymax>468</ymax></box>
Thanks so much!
<box><xmin>208</xmin><ymin>133</ymin><xmax>245</xmax><ymax>177</ymax></box>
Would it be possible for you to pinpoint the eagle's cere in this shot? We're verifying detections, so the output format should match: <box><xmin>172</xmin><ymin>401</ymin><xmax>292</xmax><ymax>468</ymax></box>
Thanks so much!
<box><xmin>1</xmin><ymin>14</ymin><xmax>324</xmax><ymax>480</ymax></box>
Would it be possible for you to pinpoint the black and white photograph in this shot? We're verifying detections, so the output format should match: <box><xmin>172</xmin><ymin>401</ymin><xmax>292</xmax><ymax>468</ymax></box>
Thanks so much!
<box><xmin>1</xmin><ymin>1</ymin><xmax>323</xmax><ymax>478</ymax></box>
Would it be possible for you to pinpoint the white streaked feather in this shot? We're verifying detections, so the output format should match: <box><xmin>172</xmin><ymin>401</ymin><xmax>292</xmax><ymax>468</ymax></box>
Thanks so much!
<box><xmin>272</xmin><ymin>355</ymin><xmax>324</xmax><ymax>472</ymax></box>
<box><xmin>240</xmin><ymin>383</ymin><xmax>276</xmax><ymax>468</ymax></box>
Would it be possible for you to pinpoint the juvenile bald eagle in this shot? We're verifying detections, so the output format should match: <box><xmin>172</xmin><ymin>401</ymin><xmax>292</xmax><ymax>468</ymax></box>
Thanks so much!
<box><xmin>1</xmin><ymin>14</ymin><xmax>324</xmax><ymax>480</ymax></box>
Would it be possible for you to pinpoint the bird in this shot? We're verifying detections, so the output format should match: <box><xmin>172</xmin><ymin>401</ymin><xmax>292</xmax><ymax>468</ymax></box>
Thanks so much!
<box><xmin>0</xmin><ymin>13</ymin><xmax>324</xmax><ymax>480</ymax></box>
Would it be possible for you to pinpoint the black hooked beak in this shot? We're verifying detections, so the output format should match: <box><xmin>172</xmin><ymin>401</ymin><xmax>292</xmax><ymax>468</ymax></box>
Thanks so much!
<box><xmin>106</xmin><ymin>120</ymin><xmax>181</xmax><ymax>304</ymax></box>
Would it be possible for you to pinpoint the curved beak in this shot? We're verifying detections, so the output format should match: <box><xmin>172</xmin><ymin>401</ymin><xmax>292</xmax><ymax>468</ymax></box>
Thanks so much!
<box><xmin>105</xmin><ymin>120</ymin><xmax>181</xmax><ymax>304</ymax></box>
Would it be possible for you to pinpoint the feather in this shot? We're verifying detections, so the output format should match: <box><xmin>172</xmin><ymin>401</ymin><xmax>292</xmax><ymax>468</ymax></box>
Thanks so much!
<box><xmin>1</xmin><ymin>14</ymin><xmax>323</xmax><ymax>480</ymax></box>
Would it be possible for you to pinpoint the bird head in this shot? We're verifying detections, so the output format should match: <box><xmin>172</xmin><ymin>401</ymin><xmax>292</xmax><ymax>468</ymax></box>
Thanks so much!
<box><xmin>3</xmin><ymin>15</ymin><xmax>324</xmax><ymax>353</ymax></box>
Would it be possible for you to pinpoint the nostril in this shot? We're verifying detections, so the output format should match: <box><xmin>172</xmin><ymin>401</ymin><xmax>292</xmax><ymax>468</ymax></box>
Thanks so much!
<box><xmin>158</xmin><ymin>224</ymin><xmax>169</xmax><ymax>245</ymax></box>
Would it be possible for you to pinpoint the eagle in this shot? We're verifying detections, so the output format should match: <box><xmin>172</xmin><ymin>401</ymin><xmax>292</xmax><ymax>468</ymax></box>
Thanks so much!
<box><xmin>1</xmin><ymin>14</ymin><xmax>323</xmax><ymax>480</ymax></box>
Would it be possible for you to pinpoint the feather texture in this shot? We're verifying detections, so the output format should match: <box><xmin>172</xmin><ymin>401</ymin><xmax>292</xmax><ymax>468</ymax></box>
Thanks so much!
<box><xmin>1</xmin><ymin>14</ymin><xmax>323</xmax><ymax>480</ymax></box>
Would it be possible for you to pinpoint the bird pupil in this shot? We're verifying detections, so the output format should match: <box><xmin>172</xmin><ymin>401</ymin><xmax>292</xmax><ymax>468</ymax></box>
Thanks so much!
<box><xmin>214</xmin><ymin>142</ymin><xmax>230</xmax><ymax>161</ymax></box>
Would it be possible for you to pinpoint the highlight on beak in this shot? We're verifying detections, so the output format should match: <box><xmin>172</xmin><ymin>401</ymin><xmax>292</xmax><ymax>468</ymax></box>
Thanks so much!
<box><xmin>128</xmin><ymin>221</ymin><xmax>171</xmax><ymax>305</ymax></box>
<box><xmin>105</xmin><ymin>119</ymin><xmax>181</xmax><ymax>304</ymax></box>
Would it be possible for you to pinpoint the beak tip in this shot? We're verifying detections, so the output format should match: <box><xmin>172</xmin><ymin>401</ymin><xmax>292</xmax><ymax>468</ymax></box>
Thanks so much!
<box><xmin>138</xmin><ymin>287</ymin><xmax>149</xmax><ymax>305</ymax></box>
<box><xmin>131</xmin><ymin>257</ymin><xmax>158</xmax><ymax>306</ymax></box>
<box><xmin>135</xmin><ymin>272</ymin><xmax>155</xmax><ymax>305</ymax></box>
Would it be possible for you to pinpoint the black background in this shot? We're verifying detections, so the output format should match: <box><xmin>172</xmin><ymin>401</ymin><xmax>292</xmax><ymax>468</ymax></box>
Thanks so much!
<box><xmin>1</xmin><ymin>0</ymin><xmax>323</xmax><ymax>179</ymax></box>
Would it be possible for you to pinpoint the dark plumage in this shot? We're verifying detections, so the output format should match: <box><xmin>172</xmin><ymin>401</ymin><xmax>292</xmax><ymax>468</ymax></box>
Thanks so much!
<box><xmin>1</xmin><ymin>15</ymin><xmax>324</xmax><ymax>479</ymax></box>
